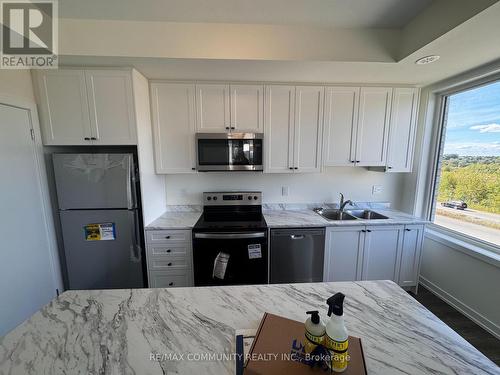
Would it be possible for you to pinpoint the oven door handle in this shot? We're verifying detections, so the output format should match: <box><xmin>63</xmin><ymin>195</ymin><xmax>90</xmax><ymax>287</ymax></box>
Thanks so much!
<box><xmin>194</xmin><ymin>232</ymin><xmax>266</xmax><ymax>239</ymax></box>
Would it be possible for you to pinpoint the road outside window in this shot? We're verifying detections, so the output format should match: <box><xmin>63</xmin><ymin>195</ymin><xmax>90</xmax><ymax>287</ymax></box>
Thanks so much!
<box><xmin>433</xmin><ymin>81</ymin><xmax>500</xmax><ymax>247</ymax></box>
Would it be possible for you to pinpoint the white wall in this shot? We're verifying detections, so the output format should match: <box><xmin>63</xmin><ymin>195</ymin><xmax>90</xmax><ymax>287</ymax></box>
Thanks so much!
<box><xmin>420</xmin><ymin>234</ymin><xmax>500</xmax><ymax>338</ymax></box>
<box><xmin>0</xmin><ymin>70</ymin><xmax>35</xmax><ymax>101</ymax></box>
<box><xmin>165</xmin><ymin>167</ymin><xmax>403</xmax><ymax>207</ymax></box>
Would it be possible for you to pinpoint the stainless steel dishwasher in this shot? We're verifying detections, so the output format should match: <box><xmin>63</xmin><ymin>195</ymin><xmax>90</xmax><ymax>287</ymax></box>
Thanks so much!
<box><xmin>270</xmin><ymin>228</ymin><xmax>325</xmax><ymax>283</ymax></box>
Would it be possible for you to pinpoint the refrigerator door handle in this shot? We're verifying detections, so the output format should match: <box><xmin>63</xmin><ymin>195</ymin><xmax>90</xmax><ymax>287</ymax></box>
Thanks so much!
<box><xmin>130</xmin><ymin>210</ymin><xmax>142</xmax><ymax>263</ymax></box>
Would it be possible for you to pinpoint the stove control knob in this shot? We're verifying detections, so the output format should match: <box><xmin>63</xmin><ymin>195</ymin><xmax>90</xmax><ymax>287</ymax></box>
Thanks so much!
<box><xmin>213</xmin><ymin>196</ymin><xmax>218</xmax><ymax>201</ymax></box>
<box><xmin>254</xmin><ymin>196</ymin><xmax>258</xmax><ymax>200</ymax></box>
<box><xmin>248</xmin><ymin>196</ymin><xmax>252</xmax><ymax>200</ymax></box>
<box><xmin>207</xmin><ymin>196</ymin><xmax>212</xmax><ymax>201</ymax></box>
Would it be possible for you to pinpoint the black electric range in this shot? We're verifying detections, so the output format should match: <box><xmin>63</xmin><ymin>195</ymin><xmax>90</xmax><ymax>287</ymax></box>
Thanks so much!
<box><xmin>192</xmin><ymin>192</ymin><xmax>268</xmax><ymax>286</ymax></box>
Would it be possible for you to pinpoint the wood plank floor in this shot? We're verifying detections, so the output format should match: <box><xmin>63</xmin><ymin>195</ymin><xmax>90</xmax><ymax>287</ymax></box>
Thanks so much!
<box><xmin>410</xmin><ymin>285</ymin><xmax>500</xmax><ymax>366</ymax></box>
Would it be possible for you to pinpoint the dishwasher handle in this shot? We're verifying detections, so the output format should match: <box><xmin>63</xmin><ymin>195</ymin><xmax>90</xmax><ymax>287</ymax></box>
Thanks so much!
<box><xmin>290</xmin><ymin>234</ymin><xmax>305</xmax><ymax>240</ymax></box>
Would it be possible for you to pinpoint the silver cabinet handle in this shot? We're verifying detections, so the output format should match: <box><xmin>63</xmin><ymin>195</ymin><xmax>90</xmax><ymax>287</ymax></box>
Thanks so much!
<box><xmin>290</xmin><ymin>234</ymin><xmax>305</xmax><ymax>240</ymax></box>
<box><xmin>194</xmin><ymin>232</ymin><xmax>266</xmax><ymax>239</ymax></box>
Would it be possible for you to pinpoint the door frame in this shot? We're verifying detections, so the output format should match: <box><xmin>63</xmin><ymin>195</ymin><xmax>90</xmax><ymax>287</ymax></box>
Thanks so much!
<box><xmin>0</xmin><ymin>93</ymin><xmax>63</xmax><ymax>294</ymax></box>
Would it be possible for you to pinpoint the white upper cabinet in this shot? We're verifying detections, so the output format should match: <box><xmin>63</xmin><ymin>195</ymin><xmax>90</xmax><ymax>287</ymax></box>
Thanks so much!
<box><xmin>386</xmin><ymin>88</ymin><xmax>419</xmax><ymax>172</ymax></box>
<box><xmin>264</xmin><ymin>85</ymin><xmax>323</xmax><ymax>173</ymax></box>
<box><xmin>151</xmin><ymin>83</ymin><xmax>197</xmax><ymax>174</ymax></box>
<box><xmin>323</xmin><ymin>87</ymin><xmax>359</xmax><ymax>166</ymax></box>
<box><xmin>34</xmin><ymin>69</ymin><xmax>137</xmax><ymax>146</ymax></box>
<box><xmin>361</xmin><ymin>225</ymin><xmax>403</xmax><ymax>281</ymax></box>
<box><xmin>35</xmin><ymin>69</ymin><xmax>92</xmax><ymax>145</ymax></box>
<box><xmin>264</xmin><ymin>85</ymin><xmax>295</xmax><ymax>173</ymax></box>
<box><xmin>85</xmin><ymin>70</ymin><xmax>137</xmax><ymax>145</ymax></box>
<box><xmin>293</xmin><ymin>86</ymin><xmax>323</xmax><ymax>172</ymax></box>
<box><xmin>355</xmin><ymin>87</ymin><xmax>392</xmax><ymax>166</ymax></box>
<box><xmin>195</xmin><ymin>84</ymin><xmax>230</xmax><ymax>132</ymax></box>
<box><xmin>230</xmin><ymin>84</ymin><xmax>264</xmax><ymax>133</ymax></box>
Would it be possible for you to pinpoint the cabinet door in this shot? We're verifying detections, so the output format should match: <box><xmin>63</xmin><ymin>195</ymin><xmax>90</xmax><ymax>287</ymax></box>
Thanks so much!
<box><xmin>149</xmin><ymin>270</ymin><xmax>193</xmax><ymax>288</ymax></box>
<box><xmin>195</xmin><ymin>84</ymin><xmax>230</xmax><ymax>132</ymax></box>
<box><xmin>230</xmin><ymin>84</ymin><xmax>264</xmax><ymax>132</ymax></box>
<box><xmin>361</xmin><ymin>225</ymin><xmax>403</xmax><ymax>281</ymax></box>
<box><xmin>264</xmin><ymin>85</ymin><xmax>295</xmax><ymax>173</ymax></box>
<box><xmin>398</xmin><ymin>225</ymin><xmax>424</xmax><ymax>287</ymax></box>
<box><xmin>85</xmin><ymin>70</ymin><xmax>137</xmax><ymax>145</ymax></box>
<box><xmin>324</xmin><ymin>227</ymin><xmax>365</xmax><ymax>282</ymax></box>
<box><xmin>355</xmin><ymin>87</ymin><xmax>392</xmax><ymax>166</ymax></box>
<box><xmin>293</xmin><ymin>86</ymin><xmax>324</xmax><ymax>173</ymax></box>
<box><xmin>323</xmin><ymin>87</ymin><xmax>359</xmax><ymax>166</ymax></box>
<box><xmin>34</xmin><ymin>69</ymin><xmax>92</xmax><ymax>145</ymax></box>
<box><xmin>151</xmin><ymin>83</ymin><xmax>196</xmax><ymax>173</ymax></box>
<box><xmin>386</xmin><ymin>88</ymin><xmax>419</xmax><ymax>172</ymax></box>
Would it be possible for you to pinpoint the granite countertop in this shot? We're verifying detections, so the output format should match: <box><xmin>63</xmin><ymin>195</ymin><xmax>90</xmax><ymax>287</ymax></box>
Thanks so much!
<box><xmin>145</xmin><ymin>211</ymin><xmax>201</xmax><ymax>230</ymax></box>
<box><xmin>263</xmin><ymin>208</ymin><xmax>428</xmax><ymax>228</ymax></box>
<box><xmin>0</xmin><ymin>281</ymin><xmax>496</xmax><ymax>375</ymax></box>
<box><xmin>145</xmin><ymin>204</ymin><xmax>427</xmax><ymax>230</ymax></box>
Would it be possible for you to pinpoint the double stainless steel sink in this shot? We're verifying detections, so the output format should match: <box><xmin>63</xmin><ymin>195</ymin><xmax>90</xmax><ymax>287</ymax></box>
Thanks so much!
<box><xmin>314</xmin><ymin>208</ymin><xmax>389</xmax><ymax>221</ymax></box>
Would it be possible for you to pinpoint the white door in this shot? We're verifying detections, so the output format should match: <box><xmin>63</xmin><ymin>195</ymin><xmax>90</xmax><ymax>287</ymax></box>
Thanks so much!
<box><xmin>386</xmin><ymin>88</ymin><xmax>419</xmax><ymax>172</ymax></box>
<box><xmin>34</xmin><ymin>69</ymin><xmax>92</xmax><ymax>145</ymax></box>
<box><xmin>85</xmin><ymin>70</ymin><xmax>137</xmax><ymax>145</ymax></box>
<box><xmin>324</xmin><ymin>227</ymin><xmax>365</xmax><ymax>282</ymax></box>
<box><xmin>230</xmin><ymin>84</ymin><xmax>264</xmax><ymax>133</ymax></box>
<box><xmin>398</xmin><ymin>225</ymin><xmax>424</xmax><ymax>287</ymax></box>
<box><xmin>151</xmin><ymin>83</ymin><xmax>197</xmax><ymax>173</ymax></box>
<box><xmin>195</xmin><ymin>84</ymin><xmax>230</xmax><ymax>132</ymax></box>
<box><xmin>293</xmin><ymin>86</ymin><xmax>323</xmax><ymax>172</ymax></box>
<box><xmin>264</xmin><ymin>85</ymin><xmax>295</xmax><ymax>173</ymax></box>
<box><xmin>0</xmin><ymin>104</ymin><xmax>57</xmax><ymax>336</ymax></box>
<box><xmin>323</xmin><ymin>87</ymin><xmax>359</xmax><ymax>166</ymax></box>
<box><xmin>361</xmin><ymin>225</ymin><xmax>403</xmax><ymax>281</ymax></box>
<box><xmin>355</xmin><ymin>87</ymin><xmax>392</xmax><ymax>166</ymax></box>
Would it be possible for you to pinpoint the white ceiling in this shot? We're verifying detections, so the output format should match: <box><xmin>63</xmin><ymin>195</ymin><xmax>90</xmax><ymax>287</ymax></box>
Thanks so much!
<box><xmin>59</xmin><ymin>0</ymin><xmax>434</xmax><ymax>28</ymax></box>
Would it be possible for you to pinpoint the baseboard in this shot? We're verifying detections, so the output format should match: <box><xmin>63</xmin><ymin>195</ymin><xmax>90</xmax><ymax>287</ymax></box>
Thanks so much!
<box><xmin>419</xmin><ymin>276</ymin><xmax>500</xmax><ymax>340</ymax></box>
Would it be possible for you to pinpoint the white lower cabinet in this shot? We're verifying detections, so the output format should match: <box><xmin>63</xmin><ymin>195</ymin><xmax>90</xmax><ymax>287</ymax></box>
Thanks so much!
<box><xmin>398</xmin><ymin>225</ymin><xmax>424</xmax><ymax>287</ymax></box>
<box><xmin>145</xmin><ymin>229</ymin><xmax>194</xmax><ymax>288</ymax></box>
<box><xmin>324</xmin><ymin>224</ymin><xmax>423</xmax><ymax>287</ymax></box>
<box><xmin>361</xmin><ymin>225</ymin><xmax>403</xmax><ymax>281</ymax></box>
<box><xmin>324</xmin><ymin>227</ymin><xmax>364</xmax><ymax>282</ymax></box>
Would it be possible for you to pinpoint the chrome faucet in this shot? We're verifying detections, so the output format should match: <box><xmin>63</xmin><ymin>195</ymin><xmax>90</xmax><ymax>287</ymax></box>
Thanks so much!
<box><xmin>339</xmin><ymin>193</ymin><xmax>353</xmax><ymax>212</ymax></box>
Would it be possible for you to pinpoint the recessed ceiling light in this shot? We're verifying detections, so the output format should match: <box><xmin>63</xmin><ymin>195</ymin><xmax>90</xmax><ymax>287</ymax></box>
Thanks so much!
<box><xmin>415</xmin><ymin>55</ymin><xmax>440</xmax><ymax>65</ymax></box>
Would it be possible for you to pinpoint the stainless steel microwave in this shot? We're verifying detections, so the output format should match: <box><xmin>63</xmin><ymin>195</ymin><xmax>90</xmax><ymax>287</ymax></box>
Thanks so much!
<box><xmin>196</xmin><ymin>133</ymin><xmax>263</xmax><ymax>171</ymax></box>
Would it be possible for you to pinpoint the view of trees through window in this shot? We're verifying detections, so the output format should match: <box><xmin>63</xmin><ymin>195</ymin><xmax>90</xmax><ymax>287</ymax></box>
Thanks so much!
<box><xmin>434</xmin><ymin>81</ymin><xmax>500</xmax><ymax>247</ymax></box>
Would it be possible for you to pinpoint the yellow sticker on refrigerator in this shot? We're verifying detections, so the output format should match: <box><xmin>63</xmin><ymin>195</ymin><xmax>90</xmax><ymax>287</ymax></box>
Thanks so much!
<box><xmin>84</xmin><ymin>223</ymin><xmax>116</xmax><ymax>241</ymax></box>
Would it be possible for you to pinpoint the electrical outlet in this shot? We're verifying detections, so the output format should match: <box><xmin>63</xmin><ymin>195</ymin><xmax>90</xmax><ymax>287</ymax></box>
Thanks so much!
<box><xmin>281</xmin><ymin>186</ymin><xmax>289</xmax><ymax>196</ymax></box>
<box><xmin>372</xmin><ymin>185</ymin><xmax>383</xmax><ymax>195</ymax></box>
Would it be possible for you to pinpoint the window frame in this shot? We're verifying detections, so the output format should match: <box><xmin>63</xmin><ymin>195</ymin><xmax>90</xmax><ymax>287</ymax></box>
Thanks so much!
<box><xmin>426</xmin><ymin>77</ymin><xmax>500</xmax><ymax>253</ymax></box>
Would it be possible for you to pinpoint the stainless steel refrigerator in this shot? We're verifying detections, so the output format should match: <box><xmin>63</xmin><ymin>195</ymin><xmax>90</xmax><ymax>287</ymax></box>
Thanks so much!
<box><xmin>53</xmin><ymin>153</ymin><xmax>144</xmax><ymax>290</ymax></box>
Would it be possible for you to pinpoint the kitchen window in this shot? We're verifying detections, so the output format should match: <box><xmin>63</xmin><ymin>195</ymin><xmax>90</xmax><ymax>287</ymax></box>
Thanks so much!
<box><xmin>430</xmin><ymin>80</ymin><xmax>500</xmax><ymax>249</ymax></box>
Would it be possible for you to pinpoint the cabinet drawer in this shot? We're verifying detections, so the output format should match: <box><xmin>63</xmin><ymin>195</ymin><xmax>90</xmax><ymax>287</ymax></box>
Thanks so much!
<box><xmin>149</xmin><ymin>270</ymin><xmax>192</xmax><ymax>288</ymax></box>
<box><xmin>148</xmin><ymin>256</ymin><xmax>191</xmax><ymax>271</ymax></box>
<box><xmin>147</xmin><ymin>244</ymin><xmax>190</xmax><ymax>257</ymax></box>
<box><xmin>146</xmin><ymin>230</ymin><xmax>191</xmax><ymax>244</ymax></box>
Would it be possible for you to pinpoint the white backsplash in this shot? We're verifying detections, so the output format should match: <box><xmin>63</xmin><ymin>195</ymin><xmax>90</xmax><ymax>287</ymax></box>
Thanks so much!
<box><xmin>164</xmin><ymin>167</ymin><xmax>404</xmax><ymax>209</ymax></box>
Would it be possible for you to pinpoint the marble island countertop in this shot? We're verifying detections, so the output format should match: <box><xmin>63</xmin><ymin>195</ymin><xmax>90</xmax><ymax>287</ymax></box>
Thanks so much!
<box><xmin>1</xmin><ymin>281</ymin><xmax>497</xmax><ymax>375</ymax></box>
<box><xmin>145</xmin><ymin>204</ymin><xmax>427</xmax><ymax>230</ymax></box>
